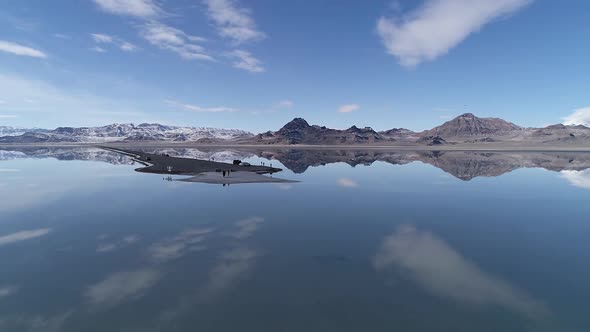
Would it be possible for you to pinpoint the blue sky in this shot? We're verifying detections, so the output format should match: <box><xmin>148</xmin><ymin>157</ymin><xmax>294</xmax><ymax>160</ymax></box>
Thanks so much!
<box><xmin>0</xmin><ymin>0</ymin><xmax>589</xmax><ymax>132</ymax></box>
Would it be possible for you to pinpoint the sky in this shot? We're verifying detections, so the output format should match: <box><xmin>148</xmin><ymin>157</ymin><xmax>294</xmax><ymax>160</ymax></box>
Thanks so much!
<box><xmin>0</xmin><ymin>0</ymin><xmax>589</xmax><ymax>133</ymax></box>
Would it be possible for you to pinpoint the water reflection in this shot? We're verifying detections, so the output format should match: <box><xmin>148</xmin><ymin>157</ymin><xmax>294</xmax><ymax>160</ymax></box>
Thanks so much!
<box><xmin>1</xmin><ymin>147</ymin><xmax>589</xmax><ymax>331</ymax></box>
<box><xmin>0</xmin><ymin>228</ymin><xmax>51</xmax><ymax>246</ymax></box>
<box><xmin>0</xmin><ymin>285</ymin><xmax>18</xmax><ymax>298</ymax></box>
<box><xmin>2</xmin><ymin>147</ymin><xmax>590</xmax><ymax>182</ymax></box>
<box><xmin>85</xmin><ymin>268</ymin><xmax>162</xmax><ymax>309</ymax></box>
<box><xmin>374</xmin><ymin>225</ymin><xmax>548</xmax><ymax>319</ymax></box>
<box><xmin>560</xmin><ymin>169</ymin><xmax>590</xmax><ymax>189</ymax></box>
<box><xmin>148</xmin><ymin>228</ymin><xmax>213</xmax><ymax>263</ymax></box>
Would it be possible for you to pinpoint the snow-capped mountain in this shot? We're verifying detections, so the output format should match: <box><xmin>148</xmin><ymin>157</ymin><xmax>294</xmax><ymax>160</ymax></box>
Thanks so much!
<box><xmin>0</xmin><ymin>123</ymin><xmax>254</xmax><ymax>143</ymax></box>
<box><xmin>0</xmin><ymin>126</ymin><xmax>41</xmax><ymax>137</ymax></box>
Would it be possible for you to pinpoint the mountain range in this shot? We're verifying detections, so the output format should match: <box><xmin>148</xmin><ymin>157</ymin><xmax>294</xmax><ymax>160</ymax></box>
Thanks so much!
<box><xmin>0</xmin><ymin>123</ymin><xmax>252</xmax><ymax>143</ymax></box>
<box><xmin>1</xmin><ymin>113</ymin><xmax>589</xmax><ymax>146</ymax></box>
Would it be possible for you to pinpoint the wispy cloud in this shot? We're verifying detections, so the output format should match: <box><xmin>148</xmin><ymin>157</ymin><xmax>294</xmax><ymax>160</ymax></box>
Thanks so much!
<box><xmin>90</xmin><ymin>46</ymin><xmax>107</xmax><ymax>53</ymax></box>
<box><xmin>92</xmin><ymin>33</ymin><xmax>114</xmax><ymax>43</ymax></box>
<box><xmin>337</xmin><ymin>178</ymin><xmax>359</xmax><ymax>188</ymax></box>
<box><xmin>0</xmin><ymin>228</ymin><xmax>51</xmax><ymax>246</ymax></box>
<box><xmin>140</xmin><ymin>22</ymin><xmax>213</xmax><ymax>61</ymax></box>
<box><xmin>203</xmin><ymin>0</ymin><xmax>266</xmax><ymax>44</ymax></box>
<box><xmin>374</xmin><ymin>225</ymin><xmax>548</xmax><ymax>319</ymax></box>
<box><xmin>562</xmin><ymin>107</ymin><xmax>590</xmax><ymax>126</ymax></box>
<box><xmin>91</xmin><ymin>33</ymin><xmax>138</xmax><ymax>52</ymax></box>
<box><xmin>53</xmin><ymin>33</ymin><xmax>71</xmax><ymax>39</ymax></box>
<box><xmin>165</xmin><ymin>99</ymin><xmax>238</xmax><ymax>113</ymax></box>
<box><xmin>0</xmin><ymin>115</ymin><xmax>17</xmax><ymax>118</ymax></box>
<box><xmin>0</xmin><ymin>40</ymin><xmax>46</xmax><ymax>58</ymax></box>
<box><xmin>226</xmin><ymin>49</ymin><xmax>264</xmax><ymax>72</ymax></box>
<box><xmin>92</xmin><ymin>0</ymin><xmax>161</xmax><ymax>18</ymax></box>
<box><xmin>338</xmin><ymin>104</ymin><xmax>360</xmax><ymax>113</ymax></box>
<box><xmin>273</xmin><ymin>100</ymin><xmax>294</xmax><ymax>109</ymax></box>
<box><xmin>377</xmin><ymin>0</ymin><xmax>532</xmax><ymax>67</ymax></box>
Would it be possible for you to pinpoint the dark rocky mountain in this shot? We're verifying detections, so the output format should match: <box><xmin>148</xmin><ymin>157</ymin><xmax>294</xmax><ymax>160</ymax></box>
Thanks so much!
<box><xmin>244</xmin><ymin>118</ymin><xmax>389</xmax><ymax>145</ymax></box>
<box><xmin>422</xmin><ymin>113</ymin><xmax>522</xmax><ymax>138</ymax></box>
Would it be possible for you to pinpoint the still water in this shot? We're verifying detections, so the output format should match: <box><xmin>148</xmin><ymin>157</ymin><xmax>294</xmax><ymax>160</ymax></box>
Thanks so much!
<box><xmin>1</xmin><ymin>147</ymin><xmax>590</xmax><ymax>331</ymax></box>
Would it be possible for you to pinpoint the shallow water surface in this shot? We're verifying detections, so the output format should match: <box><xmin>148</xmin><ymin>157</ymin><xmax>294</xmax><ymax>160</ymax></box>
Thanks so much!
<box><xmin>1</xmin><ymin>148</ymin><xmax>590</xmax><ymax>331</ymax></box>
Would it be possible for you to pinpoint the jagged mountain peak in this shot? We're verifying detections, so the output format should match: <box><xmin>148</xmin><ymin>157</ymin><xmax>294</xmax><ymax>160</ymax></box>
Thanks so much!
<box><xmin>281</xmin><ymin>118</ymin><xmax>310</xmax><ymax>130</ymax></box>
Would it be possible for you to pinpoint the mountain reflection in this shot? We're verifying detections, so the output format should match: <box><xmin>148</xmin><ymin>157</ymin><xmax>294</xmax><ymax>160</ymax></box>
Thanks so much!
<box><xmin>2</xmin><ymin>147</ymin><xmax>590</xmax><ymax>181</ymax></box>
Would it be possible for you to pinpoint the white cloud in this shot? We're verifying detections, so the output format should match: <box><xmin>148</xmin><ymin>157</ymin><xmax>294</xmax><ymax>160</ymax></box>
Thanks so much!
<box><xmin>274</xmin><ymin>100</ymin><xmax>294</xmax><ymax>109</ymax></box>
<box><xmin>560</xmin><ymin>169</ymin><xmax>590</xmax><ymax>189</ymax></box>
<box><xmin>0</xmin><ymin>228</ymin><xmax>51</xmax><ymax>246</ymax></box>
<box><xmin>85</xmin><ymin>268</ymin><xmax>161</xmax><ymax>308</ymax></box>
<box><xmin>232</xmin><ymin>216</ymin><xmax>264</xmax><ymax>239</ymax></box>
<box><xmin>338</xmin><ymin>104</ymin><xmax>360</xmax><ymax>113</ymax></box>
<box><xmin>0</xmin><ymin>285</ymin><xmax>18</xmax><ymax>298</ymax></box>
<box><xmin>91</xmin><ymin>33</ymin><xmax>114</xmax><ymax>43</ymax></box>
<box><xmin>92</xmin><ymin>0</ymin><xmax>161</xmax><ymax>18</ymax></box>
<box><xmin>140</xmin><ymin>22</ymin><xmax>213</xmax><ymax>61</ymax></box>
<box><xmin>120</xmin><ymin>41</ymin><xmax>138</xmax><ymax>52</ymax></box>
<box><xmin>227</xmin><ymin>49</ymin><xmax>264</xmax><ymax>72</ymax></box>
<box><xmin>374</xmin><ymin>225</ymin><xmax>548</xmax><ymax>319</ymax></box>
<box><xmin>165</xmin><ymin>99</ymin><xmax>238</xmax><ymax>113</ymax></box>
<box><xmin>0</xmin><ymin>40</ymin><xmax>47</xmax><ymax>58</ymax></box>
<box><xmin>0</xmin><ymin>115</ymin><xmax>17</xmax><ymax>118</ymax></box>
<box><xmin>91</xmin><ymin>33</ymin><xmax>138</xmax><ymax>53</ymax></box>
<box><xmin>376</xmin><ymin>0</ymin><xmax>532</xmax><ymax>67</ymax></box>
<box><xmin>90</xmin><ymin>46</ymin><xmax>106</xmax><ymax>53</ymax></box>
<box><xmin>562</xmin><ymin>107</ymin><xmax>590</xmax><ymax>126</ymax></box>
<box><xmin>337</xmin><ymin>178</ymin><xmax>359</xmax><ymax>188</ymax></box>
<box><xmin>204</xmin><ymin>0</ymin><xmax>266</xmax><ymax>44</ymax></box>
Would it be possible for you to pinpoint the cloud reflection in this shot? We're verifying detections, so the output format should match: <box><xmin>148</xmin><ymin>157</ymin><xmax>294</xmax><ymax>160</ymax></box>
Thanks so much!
<box><xmin>148</xmin><ymin>228</ymin><xmax>213</xmax><ymax>262</ymax></box>
<box><xmin>0</xmin><ymin>285</ymin><xmax>18</xmax><ymax>298</ymax></box>
<box><xmin>0</xmin><ymin>228</ymin><xmax>51</xmax><ymax>246</ymax></box>
<box><xmin>374</xmin><ymin>225</ymin><xmax>547</xmax><ymax>319</ymax></box>
<box><xmin>96</xmin><ymin>234</ymin><xmax>141</xmax><ymax>253</ymax></box>
<box><xmin>232</xmin><ymin>217</ymin><xmax>264</xmax><ymax>239</ymax></box>
<box><xmin>85</xmin><ymin>268</ymin><xmax>161</xmax><ymax>308</ymax></box>
<box><xmin>337</xmin><ymin>178</ymin><xmax>358</xmax><ymax>188</ymax></box>
<box><xmin>205</xmin><ymin>247</ymin><xmax>259</xmax><ymax>294</ymax></box>
<box><xmin>560</xmin><ymin>169</ymin><xmax>590</xmax><ymax>189</ymax></box>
